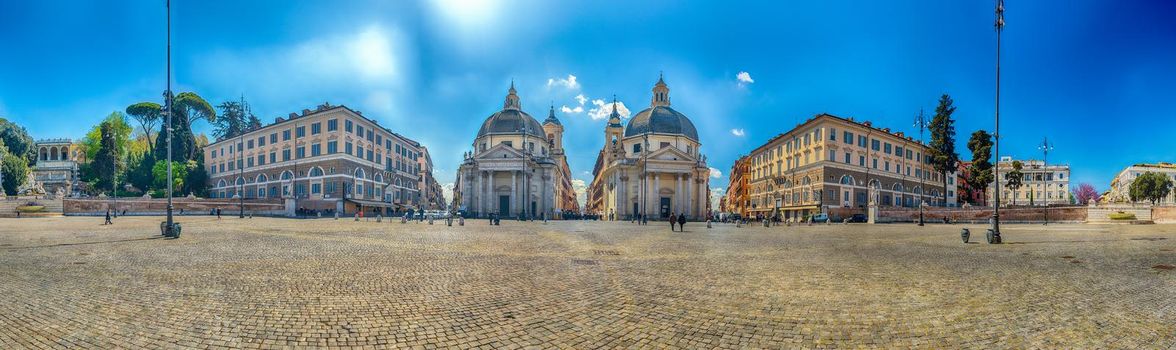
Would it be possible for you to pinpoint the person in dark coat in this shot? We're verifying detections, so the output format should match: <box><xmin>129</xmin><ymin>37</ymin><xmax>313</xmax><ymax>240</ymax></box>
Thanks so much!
<box><xmin>677</xmin><ymin>213</ymin><xmax>687</xmax><ymax>232</ymax></box>
<box><xmin>104</xmin><ymin>209</ymin><xmax>112</xmax><ymax>225</ymax></box>
<box><xmin>669</xmin><ymin>213</ymin><xmax>678</xmax><ymax>232</ymax></box>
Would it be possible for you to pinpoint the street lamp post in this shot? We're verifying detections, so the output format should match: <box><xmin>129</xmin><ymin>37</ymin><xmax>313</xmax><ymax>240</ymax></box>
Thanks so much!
<box><xmin>1039</xmin><ymin>136</ymin><xmax>1053</xmax><ymax>225</ymax></box>
<box><xmin>990</xmin><ymin>0</ymin><xmax>1006</xmax><ymax>243</ymax></box>
<box><xmin>913</xmin><ymin>109</ymin><xmax>928</xmax><ymax>226</ymax></box>
<box><xmin>162</xmin><ymin>0</ymin><xmax>178</xmax><ymax>238</ymax></box>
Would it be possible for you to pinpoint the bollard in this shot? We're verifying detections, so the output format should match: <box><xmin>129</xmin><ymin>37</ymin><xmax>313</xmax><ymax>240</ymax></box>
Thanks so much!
<box><xmin>428</xmin><ymin>217</ymin><xmax>434</xmax><ymax>225</ymax></box>
<box><xmin>401</xmin><ymin>216</ymin><xmax>407</xmax><ymax>224</ymax></box>
<box><xmin>736</xmin><ymin>221</ymin><xmax>742</xmax><ymax>228</ymax></box>
<box><xmin>335</xmin><ymin>212</ymin><xmax>340</xmax><ymax>220</ymax></box>
<box><xmin>961</xmin><ymin>228</ymin><xmax>970</xmax><ymax>243</ymax></box>
<box><xmin>986</xmin><ymin>229</ymin><xmax>995</xmax><ymax>244</ymax></box>
<box><xmin>459</xmin><ymin>217</ymin><xmax>465</xmax><ymax>226</ymax></box>
<box><xmin>376</xmin><ymin>215</ymin><xmax>382</xmax><ymax>223</ymax></box>
<box><xmin>354</xmin><ymin>214</ymin><xmax>360</xmax><ymax>222</ymax></box>
<box><xmin>447</xmin><ymin>217</ymin><xmax>453</xmax><ymax>226</ymax></box>
<box><xmin>706</xmin><ymin>220</ymin><xmax>712</xmax><ymax>229</ymax></box>
<box><xmin>763</xmin><ymin>219</ymin><xmax>769</xmax><ymax>228</ymax></box>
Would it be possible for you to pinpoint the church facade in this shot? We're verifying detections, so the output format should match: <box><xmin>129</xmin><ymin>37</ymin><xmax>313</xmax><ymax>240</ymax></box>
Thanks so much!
<box><xmin>586</xmin><ymin>76</ymin><xmax>711</xmax><ymax>220</ymax></box>
<box><xmin>453</xmin><ymin>84</ymin><xmax>580</xmax><ymax>219</ymax></box>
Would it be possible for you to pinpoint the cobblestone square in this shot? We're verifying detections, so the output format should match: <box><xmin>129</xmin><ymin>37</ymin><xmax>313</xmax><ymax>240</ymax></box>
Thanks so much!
<box><xmin>0</xmin><ymin>217</ymin><xmax>1173</xmax><ymax>349</ymax></box>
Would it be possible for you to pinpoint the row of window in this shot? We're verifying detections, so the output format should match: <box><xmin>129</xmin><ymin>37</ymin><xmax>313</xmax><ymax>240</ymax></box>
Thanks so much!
<box><xmin>210</xmin><ymin>140</ymin><xmax>421</xmax><ymax>176</ymax></box>
<box><xmin>210</xmin><ymin>118</ymin><xmax>421</xmax><ymax>163</ymax></box>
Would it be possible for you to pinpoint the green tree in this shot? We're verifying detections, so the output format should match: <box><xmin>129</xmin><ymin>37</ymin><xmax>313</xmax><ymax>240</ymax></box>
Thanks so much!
<box><xmin>965</xmin><ymin>130</ymin><xmax>994</xmax><ymax>206</ymax></box>
<box><xmin>0</xmin><ymin>117</ymin><xmax>36</xmax><ymax>165</ymax></box>
<box><xmin>1128</xmin><ymin>171</ymin><xmax>1174</xmax><ymax>205</ymax></box>
<box><xmin>2</xmin><ymin>153</ymin><xmax>29</xmax><ymax>195</ymax></box>
<box><xmin>91</xmin><ymin>121</ymin><xmax>120</xmax><ymax>192</ymax></box>
<box><xmin>1005</xmin><ymin>160</ymin><xmax>1024</xmax><ymax>206</ymax></box>
<box><xmin>929</xmin><ymin>94</ymin><xmax>959</xmax><ymax>207</ymax></box>
<box><xmin>125</xmin><ymin>102</ymin><xmax>162</xmax><ymax>155</ymax></box>
<box><xmin>152</xmin><ymin>160</ymin><xmax>188</xmax><ymax>195</ymax></box>
<box><xmin>81</xmin><ymin>112</ymin><xmax>134</xmax><ymax>161</ymax></box>
<box><xmin>125</xmin><ymin>152</ymin><xmax>156</xmax><ymax>194</ymax></box>
<box><xmin>183</xmin><ymin>157</ymin><xmax>209</xmax><ymax>197</ymax></box>
<box><xmin>150</xmin><ymin>91</ymin><xmax>216</xmax><ymax>163</ymax></box>
<box><xmin>213</xmin><ymin>99</ymin><xmax>258</xmax><ymax>141</ymax></box>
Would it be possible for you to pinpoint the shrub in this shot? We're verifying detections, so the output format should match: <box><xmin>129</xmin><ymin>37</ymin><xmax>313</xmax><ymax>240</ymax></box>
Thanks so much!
<box><xmin>1108</xmin><ymin>212</ymin><xmax>1136</xmax><ymax>220</ymax></box>
<box><xmin>15</xmin><ymin>205</ymin><xmax>45</xmax><ymax>213</ymax></box>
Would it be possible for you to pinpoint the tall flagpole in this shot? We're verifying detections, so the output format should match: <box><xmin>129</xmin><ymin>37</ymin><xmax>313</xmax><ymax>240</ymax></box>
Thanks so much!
<box><xmin>990</xmin><ymin>0</ymin><xmax>1005</xmax><ymax>243</ymax></box>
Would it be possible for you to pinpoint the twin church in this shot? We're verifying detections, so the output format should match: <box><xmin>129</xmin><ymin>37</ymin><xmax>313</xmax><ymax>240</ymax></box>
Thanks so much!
<box><xmin>453</xmin><ymin>75</ymin><xmax>711</xmax><ymax>220</ymax></box>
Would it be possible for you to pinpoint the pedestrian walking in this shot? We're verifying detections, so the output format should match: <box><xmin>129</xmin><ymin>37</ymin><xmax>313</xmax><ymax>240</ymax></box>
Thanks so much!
<box><xmin>216</xmin><ymin>208</ymin><xmax>222</xmax><ymax>219</ymax></box>
<box><xmin>669</xmin><ymin>213</ymin><xmax>678</xmax><ymax>232</ymax></box>
<box><xmin>677</xmin><ymin>213</ymin><xmax>687</xmax><ymax>232</ymax></box>
<box><xmin>104</xmin><ymin>209</ymin><xmax>112</xmax><ymax>225</ymax></box>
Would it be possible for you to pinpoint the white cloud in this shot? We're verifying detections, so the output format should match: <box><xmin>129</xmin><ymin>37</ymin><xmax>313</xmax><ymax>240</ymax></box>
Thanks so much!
<box><xmin>571</xmin><ymin>179</ymin><xmax>589</xmax><ymax>208</ymax></box>
<box><xmin>709</xmin><ymin>187</ymin><xmax>726</xmax><ymax>211</ymax></box>
<box><xmin>546</xmin><ymin>74</ymin><xmax>580</xmax><ymax>89</ymax></box>
<box><xmin>587</xmin><ymin>99</ymin><xmax>630</xmax><ymax>120</ymax></box>
<box><xmin>560</xmin><ymin>105</ymin><xmax>584</xmax><ymax>114</ymax></box>
<box><xmin>574</xmin><ymin>94</ymin><xmax>587</xmax><ymax>105</ymax></box>
<box><xmin>195</xmin><ymin>24</ymin><xmax>411</xmax><ymax>120</ymax></box>
<box><xmin>730</xmin><ymin>128</ymin><xmax>745</xmax><ymax>137</ymax></box>
<box><xmin>736</xmin><ymin>71</ymin><xmax>755</xmax><ymax>85</ymax></box>
<box><xmin>441</xmin><ymin>182</ymin><xmax>455</xmax><ymax>204</ymax></box>
<box><xmin>709</xmin><ymin>167</ymin><xmax>722</xmax><ymax>178</ymax></box>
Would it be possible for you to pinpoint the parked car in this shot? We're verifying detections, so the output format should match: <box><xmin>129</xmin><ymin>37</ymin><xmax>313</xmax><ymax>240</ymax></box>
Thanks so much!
<box><xmin>810</xmin><ymin>213</ymin><xmax>829</xmax><ymax>223</ymax></box>
<box><xmin>848</xmin><ymin>214</ymin><xmax>868</xmax><ymax>223</ymax></box>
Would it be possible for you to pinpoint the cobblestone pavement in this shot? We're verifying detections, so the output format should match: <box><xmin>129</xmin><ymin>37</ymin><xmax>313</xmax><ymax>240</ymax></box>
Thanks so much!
<box><xmin>0</xmin><ymin>217</ymin><xmax>1173</xmax><ymax>349</ymax></box>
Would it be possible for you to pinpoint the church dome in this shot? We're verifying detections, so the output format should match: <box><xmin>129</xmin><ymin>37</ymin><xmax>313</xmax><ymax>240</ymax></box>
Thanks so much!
<box><xmin>476</xmin><ymin>82</ymin><xmax>546</xmax><ymax>139</ymax></box>
<box><xmin>477</xmin><ymin>109</ymin><xmax>546</xmax><ymax>138</ymax></box>
<box><xmin>624</xmin><ymin>106</ymin><xmax>699</xmax><ymax>141</ymax></box>
<box><xmin>622</xmin><ymin>74</ymin><xmax>698</xmax><ymax>142</ymax></box>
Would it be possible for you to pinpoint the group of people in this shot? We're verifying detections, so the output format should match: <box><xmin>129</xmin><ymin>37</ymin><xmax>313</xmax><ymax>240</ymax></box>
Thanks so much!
<box><xmin>668</xmin><ymin>213</ymin><xmax>688</xmax><ymax>232</ymax></box>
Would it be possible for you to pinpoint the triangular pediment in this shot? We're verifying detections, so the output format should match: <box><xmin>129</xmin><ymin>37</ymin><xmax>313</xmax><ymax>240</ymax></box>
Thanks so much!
<box><xmin>476</xmin><ymin>143</ymin><xmax>525</xmax><ymax>160</ymax></box>
<box><xmin>648</xmin><ymin>146</ymin><xmax>693</xmax><ymax>161</ymax></box>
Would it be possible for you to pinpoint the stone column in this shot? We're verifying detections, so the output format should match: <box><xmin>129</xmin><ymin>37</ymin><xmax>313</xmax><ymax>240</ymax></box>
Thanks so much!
<box><xmin>511</xmin><ymin>171</ymin><xmax>517</xmax><ymax>216</ymax></box>
<box><xmin>475</xmin><ymin>171</ymin><xmax>482</xmax><ymax>215</ymax></box>
<box><xmin>676</xmin><ymin>174</ymin><xmax>684</xmax><ymax>215</ymax></box>
<box><xmin>653</xmin><ymin>172</ymin><xmax>660</xmax><ymax>217</ymax></box>
<box><xmin>685</xmin><ymin>175</ymin><xmax>693</xmax><ymax>219</ymax></box>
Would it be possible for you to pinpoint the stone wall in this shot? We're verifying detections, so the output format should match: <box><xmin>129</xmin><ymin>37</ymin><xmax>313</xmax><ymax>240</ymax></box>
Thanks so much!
<box><xmin>1152</xmin><ymin>206</ymin><xmax>1176</xmax><ymax>223</ymax></box>
<box><xmin>64</xmin><ymin>198</ymin><xmax>289</xmax><ymax>216</ymax></box>
<box><xmin>877</xmin><ymin>206</ymin><xmax>1088</xmax><ymax>224</ymax></box>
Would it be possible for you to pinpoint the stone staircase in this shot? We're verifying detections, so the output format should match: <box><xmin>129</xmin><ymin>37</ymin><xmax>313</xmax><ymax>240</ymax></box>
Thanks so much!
<box><xmin>0</xmin><ymin>197</ymin><xmax>64</xmax><ymax>217</ymax></box>
<box><xmin>1086</xmin><ymin>205</ymin><xmax>1152</xmax><ymax>224</ymax></box>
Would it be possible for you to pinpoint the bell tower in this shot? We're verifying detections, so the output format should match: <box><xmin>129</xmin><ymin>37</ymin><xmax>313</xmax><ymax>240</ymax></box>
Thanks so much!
<box><xmin>605</xmin><ymin>96</ymin><xmax>624</xmax><ymax>155</ymax></box>
<box><xmin>542</xmin><ymin>104</ymin><xmax>564</xmax><ymax>152</ymax></box>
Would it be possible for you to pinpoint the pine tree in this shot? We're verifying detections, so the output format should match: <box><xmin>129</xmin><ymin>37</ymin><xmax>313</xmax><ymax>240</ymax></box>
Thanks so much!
<box><xmin>929</xmin><ymin>94</ymin><xmax>959</xmax><ymax>206</ymax></box>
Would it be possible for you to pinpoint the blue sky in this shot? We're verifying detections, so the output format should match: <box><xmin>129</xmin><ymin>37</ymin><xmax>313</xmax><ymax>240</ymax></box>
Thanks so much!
<box><xmin>2</xmin><ymin>0</ymin><xmax>1175</xmax><ymax>204</ymax></box>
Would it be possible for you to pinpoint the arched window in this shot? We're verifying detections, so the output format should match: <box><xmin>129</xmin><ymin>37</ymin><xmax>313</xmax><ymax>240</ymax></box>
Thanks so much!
<box><xmin>280</xmin><ymin>170</ymin><xmax>294</xmax><ymax>181</ymax></box>
<box><xmin>374</xmin><ymin>173</ymin><xmax>384</xmax><ymax>184</ymax></box>
<box><xmin>256</xmin><ymin>174</ymin><xmax>268</xmax><ymax>183</ymax></box>
<box><xmin>40</xmin><ymin>147</ymin><xmax>48</xmax><ymax>161</ymax></box>
<box><xmin>216</xmin><ymin>179</ymin><xmax>227</xmax><ymax>188</ymax></box>
<box><xmin>839</xmin><ymin>175</ymin><xmax>854</xmax><ymax>185</ymax></box>
<box><xmin>914</xmin><ymin>186</ymin><xmax>923</xmax><ymax>195</ymax></box>
<box><xmin>236</xmin><ymin>177</ymin><xmax>246</xmax><ymax>186</ymax></box>
<box><xmin>801</xmin><ymin>176</ymin><xmax>811</xmax><ymax>186</ymax></box>
<box><xmin>354</xmin><ymin>168</ymin><xmax>366</xmax><ymax>179</ymax></box>
<box><xmin>50</xmin><ymin>147</ymin><xmax>59</xmax><ymax>161</ymax></box>
<box><xmin>868</xmin><ymin>179</ymin><xmax>881</xmax><ymax>190</ymax></box>
<box><xmin>308</xmin><ymin>167</ymin><xmax>324</xmax><ymax>177</ymax></box>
